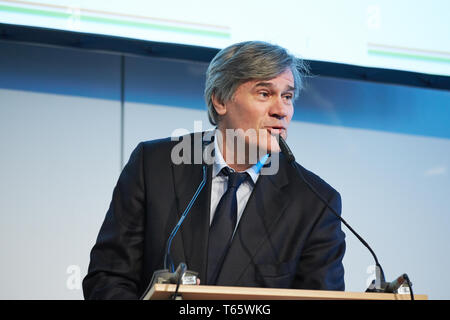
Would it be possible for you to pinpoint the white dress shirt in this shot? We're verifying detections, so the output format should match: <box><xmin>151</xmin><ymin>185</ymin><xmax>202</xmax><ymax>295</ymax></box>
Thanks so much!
<box><xmin>210</xmin><ymin>132</ymin><xmax>269</xmax><ymax>234</ymax></box>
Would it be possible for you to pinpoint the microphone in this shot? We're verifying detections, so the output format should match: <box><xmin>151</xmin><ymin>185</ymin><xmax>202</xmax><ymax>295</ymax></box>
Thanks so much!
<box><xmin>172</xmin><ymin>262</ymin><xmax>188</xmax><ymax>300</ymax></box>
<box><xmin>383</xmin><ymin>273</ymin><xmax>410</xmax><ymax>293</ymax></box>
<box><xmin>164</xmin><ymin>165</ymin><xmax>207</xmax><ymax>272</ymax></box>
<box><xmin>276</xmin><ymin>135</ymin><xmax>388</xmax><ymax>290</ymax></box>
<box><xmin>140</xmin><ymin>262</ymin><xmax>197</xmax><ymax>300</ymax></box>
<box><xmin>277</xmin><ymin>135</ymin><xmax>415</xmax><ymax>299</ymax></box>
<box><xmin>140</xmin><ymin>163</ymin><xmax>207</xmax><ymax>300</ymax></box>
<box><xmin>172</xmin><ymin>262</ymin><xmax>187</xmax><ymax>283</ymax></box>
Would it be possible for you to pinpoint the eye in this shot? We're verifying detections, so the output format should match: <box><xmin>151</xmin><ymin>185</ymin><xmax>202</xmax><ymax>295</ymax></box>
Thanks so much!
<box><xmin>258</xmin><ymin>91</ymin><xmax>270</xmax><ymax>99</ymax></box>
<box><xmin>283</xmin><ymin>94</ymin><xmax>293</xmax><ymax>101</ymax></box>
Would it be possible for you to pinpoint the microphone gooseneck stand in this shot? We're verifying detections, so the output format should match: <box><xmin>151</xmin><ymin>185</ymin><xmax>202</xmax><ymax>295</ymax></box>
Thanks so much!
<box><xmin>140</xmin><ymin>165</ymin><xmax>207</xmax><ymax>300</ymax></box>
<box><xmin>277</xmin><ymin>135</ymin><xmax>414</xmax><ymax>300</ymax></box>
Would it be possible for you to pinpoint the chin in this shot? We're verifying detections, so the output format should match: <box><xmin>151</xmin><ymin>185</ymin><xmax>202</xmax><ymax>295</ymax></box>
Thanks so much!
<box><xmin>256</xmin><ymin>132</ymin><xmax>281</xmax><ymax>154</ymax></box>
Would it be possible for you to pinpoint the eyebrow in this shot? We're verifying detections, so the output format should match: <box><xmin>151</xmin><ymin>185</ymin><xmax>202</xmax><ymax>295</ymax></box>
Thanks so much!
<box><xmin>254</xmin><ymin>82</ymin><xmax>295</xmax><ymax>92</ymax></box>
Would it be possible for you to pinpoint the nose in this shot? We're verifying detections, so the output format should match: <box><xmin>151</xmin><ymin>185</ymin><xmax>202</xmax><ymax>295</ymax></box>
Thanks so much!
<box><xmin>269</xmin><ymin>96</ymin><xmax>289</xmax><ymax>120</ymax></box>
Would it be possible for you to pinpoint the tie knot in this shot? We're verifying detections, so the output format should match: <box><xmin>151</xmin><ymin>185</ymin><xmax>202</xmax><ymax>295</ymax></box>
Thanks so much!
<box><xmin>221</xmin><ymin>167</ymin><xmax>249</xmax><ymax>189</ymax></box>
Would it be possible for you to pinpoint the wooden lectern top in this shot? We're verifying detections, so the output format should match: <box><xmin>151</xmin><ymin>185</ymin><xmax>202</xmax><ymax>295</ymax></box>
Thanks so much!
<box><xmin>146</xmin><ymin>284</ymin><xmax>427</xmax><ymax>300</ymax></box>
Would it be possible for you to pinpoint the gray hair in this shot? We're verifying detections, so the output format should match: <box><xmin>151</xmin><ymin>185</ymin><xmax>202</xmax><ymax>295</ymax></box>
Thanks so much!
<box><xmin>204</xmin><ymin>41</ymin><xmax>308</xmax><ymax>125</ymax></box>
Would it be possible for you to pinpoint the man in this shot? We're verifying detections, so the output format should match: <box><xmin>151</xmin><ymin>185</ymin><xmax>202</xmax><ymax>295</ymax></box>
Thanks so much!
<box><xmin>83</xmin><ymin>41</ymin><xmax>345</xmax><ymax>299</ymax></box>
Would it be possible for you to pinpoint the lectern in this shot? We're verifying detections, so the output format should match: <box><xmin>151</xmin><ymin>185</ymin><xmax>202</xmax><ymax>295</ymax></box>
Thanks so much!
<box><xmin>144</xmin><ymin>284</ymin><xmax>427</xmax><ymax>300</ymax></box>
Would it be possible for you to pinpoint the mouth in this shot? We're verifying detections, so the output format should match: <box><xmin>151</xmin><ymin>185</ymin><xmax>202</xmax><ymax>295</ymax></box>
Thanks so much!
<box><xmin>265</xmin><ymin>126</ymin><xmax>286</xmax><ymax>136</ymax></box>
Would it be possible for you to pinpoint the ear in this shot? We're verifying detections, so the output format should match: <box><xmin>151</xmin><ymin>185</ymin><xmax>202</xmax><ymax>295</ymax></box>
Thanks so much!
<box><xmin>211</xmin><ymin>93</ymin><xmax>227</xmax><ymax>116</ymax></box>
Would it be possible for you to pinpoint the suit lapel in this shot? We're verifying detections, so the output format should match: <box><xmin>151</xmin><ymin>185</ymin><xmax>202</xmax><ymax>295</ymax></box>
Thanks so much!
<box><xmin>216</xmin><ymin>155</ymin><xmax>291</xmax><ymax>285</ymax></box>
<box><xmin>171</xmin><ymin>132</ymin><xmax>213</xmax><ymax>281</ymax></box>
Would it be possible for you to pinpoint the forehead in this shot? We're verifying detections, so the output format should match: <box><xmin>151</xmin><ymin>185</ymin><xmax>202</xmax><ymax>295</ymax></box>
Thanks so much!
<box><xmin>244</xmin><ymin>69</ymin><xmax>295</xmax><ymax>89</ymax></box>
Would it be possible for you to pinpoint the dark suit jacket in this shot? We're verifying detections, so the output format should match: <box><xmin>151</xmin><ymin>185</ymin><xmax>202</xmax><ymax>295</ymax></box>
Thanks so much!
<box><xmin>83</xmin><ymin>133</ymin><xmax>346</xmax><ymax>299</ymax></box>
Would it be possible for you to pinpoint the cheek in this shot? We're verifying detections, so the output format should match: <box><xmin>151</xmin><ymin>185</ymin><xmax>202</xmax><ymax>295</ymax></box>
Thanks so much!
<box><xmin>286</xmin><ymin>106</ymin><xmax>294</xmax><ymax>123</ymax></box>
<box><xmin>226</xmin><ymin>96</ymin><xmax>268</xmax><ymax>130</ymax></box>
<box><xmin>289</xmin><ymin>103</ymin><xmax>294</xmax><ymax>116</ymax></box>
<box><xmin>237</xmin><ymin>107</ymin><xmax>264</xmax><ymax>129</ymax></box>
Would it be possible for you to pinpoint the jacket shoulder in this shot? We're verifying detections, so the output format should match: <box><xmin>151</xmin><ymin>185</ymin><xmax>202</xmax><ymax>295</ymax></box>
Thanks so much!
<box><xmin>292</xmin><ymin>161</ymin><xmax>340</xmax><ymax>200</ymax></box>
<box><xmin>139</xmin><ymin>131</ymin><xmax>203</xmax><ymax>152</ymax></box>
<box><xmin>140</xmin><ymin>136</ymin><xmax>177</xmax><ymax>151</ymax></box>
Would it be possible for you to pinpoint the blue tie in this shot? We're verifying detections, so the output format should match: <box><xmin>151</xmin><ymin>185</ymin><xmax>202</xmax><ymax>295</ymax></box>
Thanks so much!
<box><xmin>207</xmin><ymin>167</ymin><xmax>249</xmax><ymax>285</ymax></box>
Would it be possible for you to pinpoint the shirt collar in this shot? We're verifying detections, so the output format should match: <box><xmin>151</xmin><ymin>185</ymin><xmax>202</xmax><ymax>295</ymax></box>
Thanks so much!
<box><xmin>212</xmin><ymin>130</ymin><xmax>269</xmax><ymax>184</ymax></box>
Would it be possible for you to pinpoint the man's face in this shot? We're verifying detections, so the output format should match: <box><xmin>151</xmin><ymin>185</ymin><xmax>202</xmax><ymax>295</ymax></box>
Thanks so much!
<box><xmin>214</xmin><ymin>68</ymin><xmax>295</xmax><ymax>154</ymax></box>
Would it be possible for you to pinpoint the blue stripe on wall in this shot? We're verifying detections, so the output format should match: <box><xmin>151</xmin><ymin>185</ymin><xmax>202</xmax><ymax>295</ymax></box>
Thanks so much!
<box><xmin>0</xmin><ymin>41</ymin><xmax>121</xmax><ymax>101</ymax></box>
<box><xmin>1</xmin><ymin>41</ymin><xmax>449</xmax><ymax>139</ymax></box>
<box><xmin>295</xmin><ymin>76</ymin><xmax>450</xmax><ymax>139</ymax></box>
<box><xmin>124</xmin><ymin>55</ymin><xmax>207</xmax><ymax>111</ymax></box>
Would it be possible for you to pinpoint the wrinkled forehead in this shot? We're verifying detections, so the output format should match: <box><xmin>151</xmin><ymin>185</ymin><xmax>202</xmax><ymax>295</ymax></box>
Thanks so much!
<box><xmin>237</xmin><ymin>69</ymin><xmax>296</xmax><ymax>92</ymax></box>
